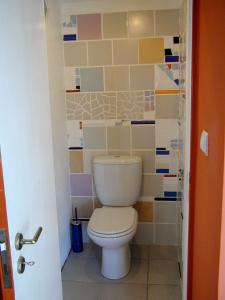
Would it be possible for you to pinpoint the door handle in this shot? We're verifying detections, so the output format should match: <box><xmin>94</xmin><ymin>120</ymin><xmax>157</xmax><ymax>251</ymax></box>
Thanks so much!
<box><xmin>15</xmin><ymin>227</ymin><xmax>43</xmax><ymax>250</ymax></box>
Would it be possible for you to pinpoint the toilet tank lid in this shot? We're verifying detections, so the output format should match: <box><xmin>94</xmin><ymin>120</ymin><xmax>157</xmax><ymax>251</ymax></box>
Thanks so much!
<box><xmin>93</xmin><ymin>155</ymin><xmax>141</xmax><ymax>165</ymax></box>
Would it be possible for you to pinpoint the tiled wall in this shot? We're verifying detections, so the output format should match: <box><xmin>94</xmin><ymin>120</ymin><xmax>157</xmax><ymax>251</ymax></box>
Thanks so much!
<box><xmin>63</xmin><ymin>9</ymin><xmax>181</xmax><ymax>245</ymax></box>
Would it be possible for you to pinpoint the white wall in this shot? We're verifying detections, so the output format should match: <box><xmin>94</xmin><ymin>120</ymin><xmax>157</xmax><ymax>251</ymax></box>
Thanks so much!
<box><xmin>62</xmin><ymin>0</ymin><xmax>182</xmax><ymax>14</ymax></box>
<box><xmin>45</xmin><ymin>0</ymin><xmax>71</xmax><ymax>266</ymax></box>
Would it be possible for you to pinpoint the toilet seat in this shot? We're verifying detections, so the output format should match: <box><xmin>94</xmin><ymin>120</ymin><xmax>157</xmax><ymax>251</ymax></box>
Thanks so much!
<box><xmin>88</xmin><ymin>207</ymin><xmax>137</xmax><ymax>238</ymax></box>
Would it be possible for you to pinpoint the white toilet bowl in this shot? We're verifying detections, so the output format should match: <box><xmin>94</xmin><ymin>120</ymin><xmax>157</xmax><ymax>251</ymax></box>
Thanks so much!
<box><xmin>88</xmin><ymin>206</ymin><xmax>138</xmax><ymax>279</ymax></box>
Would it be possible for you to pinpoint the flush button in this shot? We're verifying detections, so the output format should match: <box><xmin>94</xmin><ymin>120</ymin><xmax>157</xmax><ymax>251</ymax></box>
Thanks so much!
<box><xmin>200</xmin><ymin>130</ymin><xmax>208</xmax><ymax>156</ymax></box>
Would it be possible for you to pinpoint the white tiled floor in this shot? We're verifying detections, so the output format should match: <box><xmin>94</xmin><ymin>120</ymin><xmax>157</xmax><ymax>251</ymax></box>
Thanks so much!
<box><xmin>62</xmin><ymin>244</ymin><xmax>181</xmax><ymax>300</ymax></box>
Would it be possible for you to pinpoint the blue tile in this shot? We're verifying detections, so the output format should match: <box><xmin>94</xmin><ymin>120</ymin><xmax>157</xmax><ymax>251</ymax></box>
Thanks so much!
<box><xmin>156</xmin><ymin>147</ymin><xmax>166</xmax><ymax>150</ymax></box>
<box><xmin>164</xmin><ymin>191</ymin><xmax>177</xmax><ymax>197</ymax></box>
<box><xmin>165</xmin><ymin>56</ymin><xmax>179</xmax><ymax>62</ymax></box>
<box><xmin>64</xmin><ymin>34</ymin><xmax>77</xmax><ymax>41</ymax></box>
<box><xmin>156</xmin><ymin>150</ymin><xmax>170</xmax><ymax>155</ymax></box>
<box><xmin>156</xmin><ymin>169</ymin><xmax>169</xmax><ymax>174</ymax></box>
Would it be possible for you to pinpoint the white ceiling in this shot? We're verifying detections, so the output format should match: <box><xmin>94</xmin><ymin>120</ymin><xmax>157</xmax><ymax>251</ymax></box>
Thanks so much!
<box><xmin>61</xmin><ymin>0</ymin><xmax>182</xmax><ymax>15</ymax></box>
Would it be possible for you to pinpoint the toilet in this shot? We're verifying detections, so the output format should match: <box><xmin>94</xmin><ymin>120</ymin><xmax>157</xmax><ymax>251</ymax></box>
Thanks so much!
<box><xmin>87</xmin><ymin>155</ymin><xmax>142</xmax><ymax>279</ymax></box>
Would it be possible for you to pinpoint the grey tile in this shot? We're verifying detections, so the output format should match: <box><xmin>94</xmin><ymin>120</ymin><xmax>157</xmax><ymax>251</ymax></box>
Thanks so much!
<box><xmin>71</xmin><ymin>197</ymin><xmax>93</xmax><ymax>218</ymax></box>
<box><xmin>128</xmin><ymin>10</ymin><xmax>154</xmax><ymax>37</ymax></box>
<box><xmin>64</xmin><ymin>42</ymin><xmax>87</xmax><ymax>67</ymax></box>
<box><xmin>83</xmin><ymin>127</ymin><xmax>106</xmax><ymax>149</ymax></box>
<box><xmin>62</xmin><ymin>253</ymin><xmax>148</xmax><ymax>284</ymax></box>
<box><xmin>150</xmin><ymin>245</ymin><xmax>178</xmax><ymax>261</ymax></box>
<box><xmin>113</xmin><ymin>39</ymin><xmax>138</xmax><ymax>65</ymax></box>
<box><xmin>142</xmin><ymin>175</ymin><xmax>163</xmax><ymax>197</ymax></box>
<box><xmin>149</xmin><ymin>260</ymin><xmax>180</xmax><ymax>285</ymax></box>
<box><xmin>63</xmin><ymin>281</ymin><xmax>147</xmax><ymax>300</ymax></box>
<box><xmin>132</xmin><ymin>150</ymin><xmax>155</xmax><ymax>173</ymax></box>
<box><xmin>133</xmin><ymin>223</ymin><xmax>154</xmax><ymax>245</ymax></box>
<box><xmin>148</xmin><ymin>285</ymin><xmax>181</xmax><ymax>300</ymax></box>
<box><xmin>88</xmin><ymin>41</ymin><xmax>112</xmax><ymax>66</ymax></box>
<box><xmin>105</xmin><ymin>66</ymin><xmax>129</xmax><ymax>91</ymax></box>
<box><xmin>80</xmin><ymin>68</ymin><xmax>104</xmax><ymax>92</ymax></box>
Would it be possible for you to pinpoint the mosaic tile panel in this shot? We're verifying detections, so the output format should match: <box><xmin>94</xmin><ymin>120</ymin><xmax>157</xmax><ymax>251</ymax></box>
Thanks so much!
<box><xmin>164</xmin><ymin>36</ymin><xmax>180</xmax><ymax>63</ymax></box>
<box><xmin>156</xmin><ymin>149</ymin><xmax>179</xmax><ymax>174</ymax></box>
<box><xmin>90</xmin><ymin>93</ymin><xmax>116</xmax><ymax>119</ymax></box>
<box><xmin>66</xmin><ymin>93</ymin><xmax>91</xmax><ymax>120</ymax></box>
<box><xmin>62</xmin><ymin>15</ymin><xmax>77</xmax><ymax>35</ymax></box>
<box><xmin>117</xmin><ymin>92</ymin><xmax>144</xmax><ymax>119</ymax></box>
<box><xmin>155</xmin><ymin>64</ymin><xmax>180</xmax><ymax>90</ymax></box>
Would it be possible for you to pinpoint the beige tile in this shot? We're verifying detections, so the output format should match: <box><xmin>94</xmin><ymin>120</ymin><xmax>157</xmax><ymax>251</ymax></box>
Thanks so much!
<box><xmin>156</xmin><ymin>95</ymin><xmax>180</xmax><ymax>119</ymax></box>
<box><xmin>139</xmin><ymin>38</ymin><xmax>164</xmax><ymax>64</ymax></box>
<box><xmin>149</xmin><ymin>260</ymin><xmax>180</xmax><ymax>284</ymax></box>
<box><xmin>64</xmin><ymin>42</ymin><xmax>87</xmax><ymax>67</ymax></box>
<box><xmin>132</xmin><ymin>125</ymin><xmax>155</xmax><ymax>149</ymax></box>
<box><xmin>128</xmin><ymin>10</ymin><xmax>154</xmax><ymax>37</ymax></box>
<box><xmin>83</xmin><ymin>150</ymin><xmax>107</xmax><ymax>173</ymax></box>
<box><xmin>155</xmin><ymin>224</ymin><xmax>177</xmax><ymax>245</ymax></box>
<box><xmin>63</xmin><ymin>281</ymin><xmax>147</xmax><ymax>300</ymax></box>
<box><xmin>69</xmin><ymin>150</ymin><xmax>83</xmax><ymax>173</ymax></box>
<box><xmin>71</xmin><ymin>197</ymin><xmax>93</xmax><ymax>218</ymax></box>
<box><xmin>105</xmin><ymin>66</ymin><xmax>129</xmax><ymax>91</ymax></box>
<box><xmin>103</xmin><ymin>12</ymin><xmax>128</xmax><ymax>38</ymax></box>
<box><xmin>155</xmin><ymin>10</ymin><xmax>180</xmax><ymax>36</ymax></box>
<box><xmin>107</xmin><ymin>126</ymin><xmax>131</xmax><ymax>149</ymax></box>
<box><xmin>150</xmin><ymin>245</ymin><xmax>178</xmax><ymax>261</ymax></box>
<box><xmin>148</xmin><ymin>285</ymin><xmax>181</xmax><ymax>300</ymax></box>
<box><xmin>83</xmin><ymin>127</ymin><xmax>106</xmax><ymax>149</ymax></box>
<box><xmin>88</xmin><ymin>41</ymin><xmax>112</xmax><ymax>66</ymax></box>
<box><xmin>113</xmin><ymin>40</ymin><xmax>138</xmax><ymax>65</ymax></box>
<box><xmin>134</xmin><ymin>201</ymin><xmax>153</xmax><ymax>222</ymax></box>
<box><xmin>133</xmin><ymin>223</ymin><xmax>154</xmax><ymax>244</ymax></box>
<box><xmin>155</xmin><ymin>201</ymin><xmax>177</xmax><ymax>223</ymax></box>
<box><xmin>142</xmin><ymin>175</ymin><xmax>163</xmax><ymax>197</ymax></box>
<box><xmin>130</xmin><ymin>65</ymin><xmax>154</xmax><ymax>90</ymax></box>
<box><xmin>108</xmin><ymin>150</ymin><xmax>131</xmax><ymax>156</ymax></box>
<box><xmin>132</xmin><ymin>150</ymin><xmax>155</xmax><ymax>173</ymax></box>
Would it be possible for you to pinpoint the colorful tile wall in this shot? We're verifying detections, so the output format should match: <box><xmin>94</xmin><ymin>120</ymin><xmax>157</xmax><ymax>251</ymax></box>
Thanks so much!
<box><xmin>63</xmin><ymin>9</ymin><xmax>180</xmax><ymax>246</ymax></box>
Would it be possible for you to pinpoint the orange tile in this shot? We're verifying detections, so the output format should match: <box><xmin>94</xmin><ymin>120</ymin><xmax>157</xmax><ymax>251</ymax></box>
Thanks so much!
<box><xmin>134</xmin><ymin>201</ymin><xmax>153</xmax><ymax>222</ymax></box>
<box><xmin>155</xmin><ymin>89</ymin><xmax>180</xmax><ymax>95</ymax></box>
<box><xmin>139</xmin><ymin>38</ymin><xmax>164</xmax><ymax>64</ymax></box>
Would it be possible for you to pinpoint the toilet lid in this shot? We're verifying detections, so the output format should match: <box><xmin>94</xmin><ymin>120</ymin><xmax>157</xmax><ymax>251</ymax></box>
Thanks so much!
<box><xmin>89</xmin><ymin>207</ymin><xmax>137</xmax><ymax>235</ymax></box>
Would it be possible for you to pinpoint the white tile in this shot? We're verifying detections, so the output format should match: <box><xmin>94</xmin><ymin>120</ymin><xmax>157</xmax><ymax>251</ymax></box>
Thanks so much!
<box><xmin>163</xmin><ymin>176</ymin><xmax>178</xmax><ymax>192</ymax></box>
<box><xmin>64</xmin><ymin>67</ymin><xmax>76</xmax><ymax>90</ymax></box>
<box><xmin>155</xmin><ymin>119</ymin><xmax>178</xmax><ymax>149</ymax></box>
<box><xmin>133</xmin><ymin>223</ymin><xmax>154</xmax><ymax>244</ymax></box>
<box><xmin>155</xmin><ymin>224</ymin><xmax>178</xmax><ymax>245</ymax></box>
<box><xmin>66</xmin><ymin>120</ymin><xmax>83</xmax><ymax>148</ymax></box>
<box><xmin>149</xmin><ymin>260</ymin><xmax>180</xmax><ymax>284</ymax></box>
<box><xmin>155</xmin><ymin>202</ymin><xmax>177</xmax><ymax>223</ymax></box>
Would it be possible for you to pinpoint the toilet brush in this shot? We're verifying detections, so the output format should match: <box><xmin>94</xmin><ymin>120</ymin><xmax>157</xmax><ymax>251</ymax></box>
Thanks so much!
<box><xmin>71</xmin><ymin>207</ymin><xmax>83</xmax><ymax>252</ymax></box>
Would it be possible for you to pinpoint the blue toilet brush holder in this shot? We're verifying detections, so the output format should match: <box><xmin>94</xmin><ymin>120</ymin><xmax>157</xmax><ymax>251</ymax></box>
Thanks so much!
<box><xmin>71</xmin><ymin>207</ymin><xmax>83</xmax><ymax>253</ymax></box>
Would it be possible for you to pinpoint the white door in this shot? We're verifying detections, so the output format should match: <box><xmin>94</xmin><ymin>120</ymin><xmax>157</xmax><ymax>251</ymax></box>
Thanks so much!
<box><xmin>0</xmin><ymin>1</ymin><xmax>63</xmax><ymax>300</ymax></box>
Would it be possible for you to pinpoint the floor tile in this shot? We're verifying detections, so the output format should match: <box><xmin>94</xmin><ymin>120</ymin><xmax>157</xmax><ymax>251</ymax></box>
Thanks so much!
<box><xmin>150</xmin><ymin>245</ymin><xmax>178</xmax><ymax>261</ymax></box>
<box><xmin>148</xmin><ymin>285</ymin><xmax>181</xmax><ymax>300</ymax></box>
<box><xmin>63</xmin><ymin>281</ymin><xmax>147</xmax><ymax>300</ymax></box>
<box><xmin>62</xmin><ymin>253</ymin><xmax>148</xmax><ymax>284</ymax></box>
<box><xmin>149</xmin><ymin>260</ymin><xmax>180</xmax><ymax>285</ymax></box>
<box><xmin>130</xmin><ymin>244</ymin><xmax>149</xmax><ymax>260</ymax></box>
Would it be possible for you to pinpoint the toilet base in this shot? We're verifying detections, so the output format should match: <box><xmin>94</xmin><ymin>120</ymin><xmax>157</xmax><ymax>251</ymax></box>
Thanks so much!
<box><xmin>101</xmin><ymin>244</ymin><xmax>131</xmax><ymax>279</ymax></box>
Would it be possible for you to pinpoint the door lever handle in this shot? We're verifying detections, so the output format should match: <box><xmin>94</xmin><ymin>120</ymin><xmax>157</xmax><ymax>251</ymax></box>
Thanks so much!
<box><xmin>15</xmin><ymin>227</ymin><xmax>43</xmax><ymax>250</ymax></box>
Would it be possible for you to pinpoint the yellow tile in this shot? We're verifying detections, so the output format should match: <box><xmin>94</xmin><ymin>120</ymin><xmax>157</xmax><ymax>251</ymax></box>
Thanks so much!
<box><xmin>69</xmin><ymin>151</ymin><xmax>83</xmax><ymax>173</ymax></box>
<box><xmin>155</xmin><ymin>89</ymin><xmax>180</xmax><ymax>94</ymax></box>
<box><xmin>134</xmin><ymin>201</ymin><xmax>153</xmax><ymax>222</ymax></box>
<box><xmin>139</xmin><ymin>38</ymin><xmax>164</xmax><ymax>64</ymax></box>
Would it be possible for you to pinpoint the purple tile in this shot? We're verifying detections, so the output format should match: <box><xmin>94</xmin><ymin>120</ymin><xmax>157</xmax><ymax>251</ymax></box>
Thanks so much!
<box><xmin>77</xmin><ymin>14</ymin><xmax>101</xmax><ymax>40</ymax></box>
<box><xmin>70</xmin><ymin>174</ymin><xmax>92</xmax><ymax>196</ymax></box>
